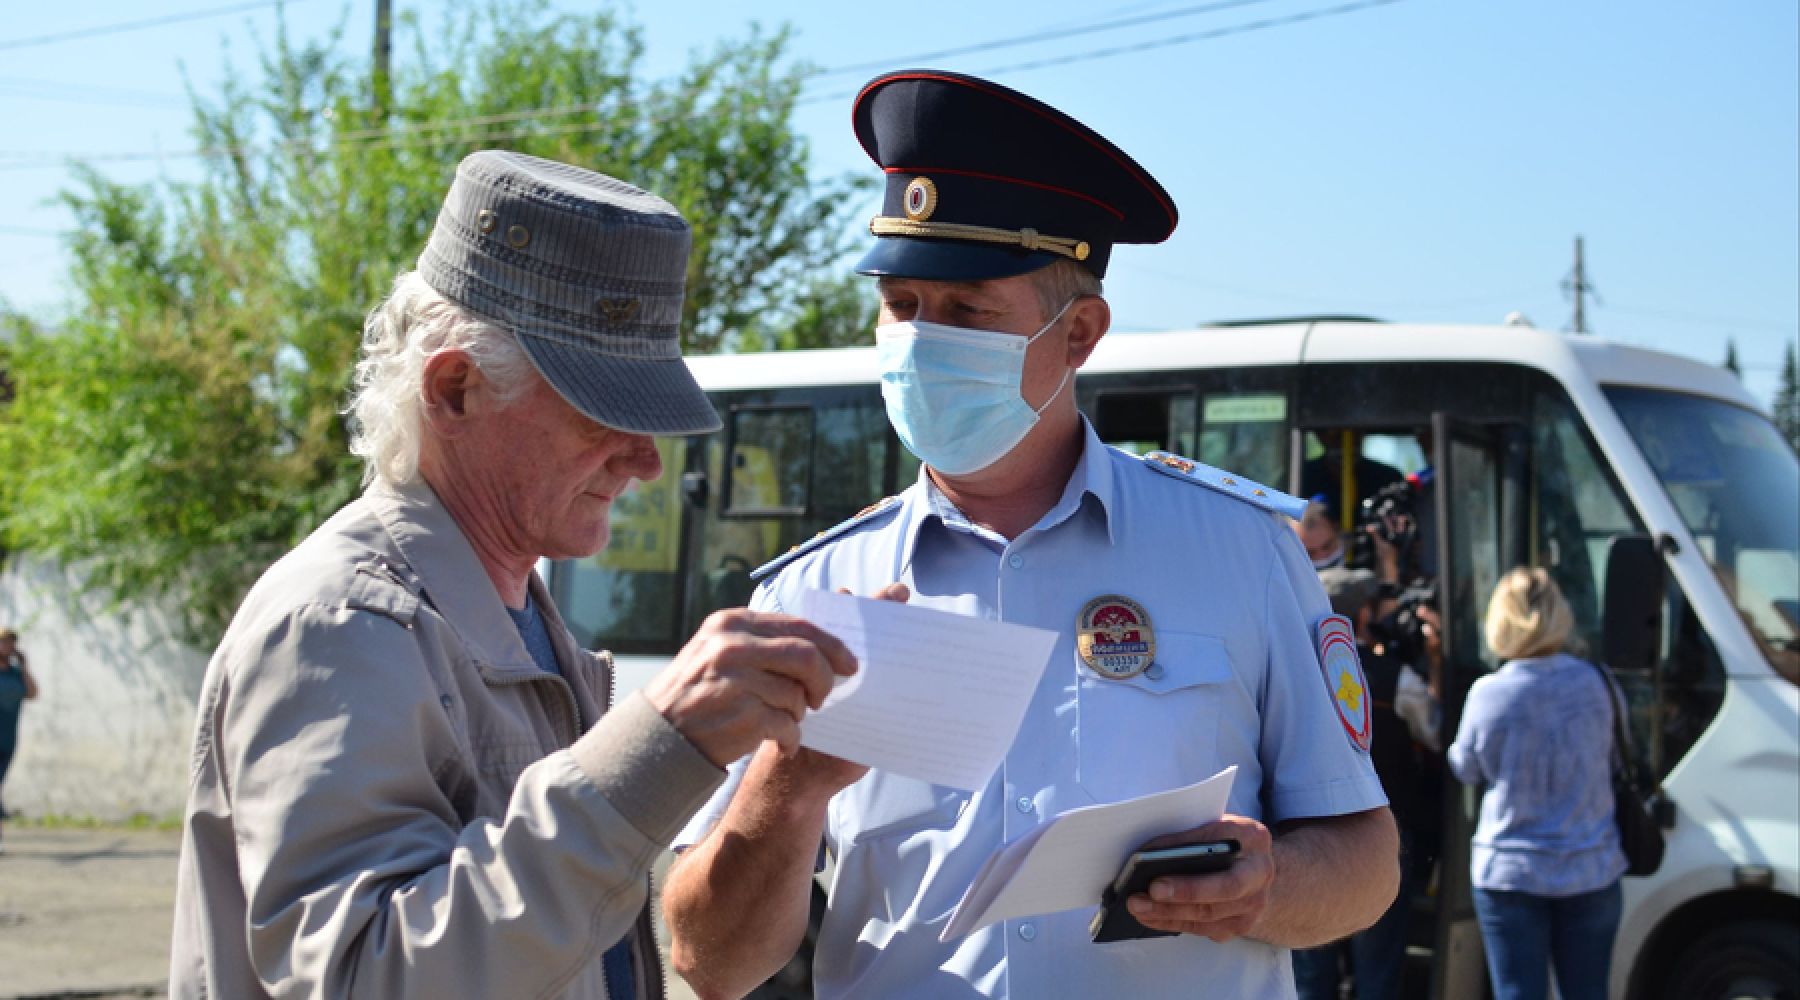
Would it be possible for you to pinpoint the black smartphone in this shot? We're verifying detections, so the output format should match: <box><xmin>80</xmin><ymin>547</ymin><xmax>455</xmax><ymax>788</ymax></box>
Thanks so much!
<box><xmin>1088</xmin><ymin>839</ymin><xmax>1241</xmax><ymax>943</ymax></box>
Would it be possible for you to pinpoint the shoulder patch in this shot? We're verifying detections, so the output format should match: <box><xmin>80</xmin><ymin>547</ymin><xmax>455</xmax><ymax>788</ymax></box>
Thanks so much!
<box><xmin>1142</xmin><ymin>451</ymin><xmax>1306</xmax><ymax>520</ymax></box>
<box><xmin>750</xmin><ymin>496</ymin><xmax>903</xmax><ymax>583</ymax></box>
<box><xmin>1316</xmin><ymin>613</ymin><xmax>1372</xmax><ymax>753</ymax></box>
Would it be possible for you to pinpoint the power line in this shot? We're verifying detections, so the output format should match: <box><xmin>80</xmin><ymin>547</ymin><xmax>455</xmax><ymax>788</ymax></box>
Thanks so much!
<box><xmin>0</xmin><ymin>77</ymin><xmax>188</xmax><ymax>109</ymax></box>
<box><xmin>815</xmin><ymin>0</ymin><xmax>1277</xmax><ymax>78</ymax></box>
<box><xmin>0</xmin><ymin>0</ymin><xmax>1405</xmax><ymax>172</ymax></box>
<box><xmin>0</xmin><ymin>1</ymin><xmax>296</xmax><ymax>52</ymax></box>
<box><xmin>969</xmin><ymin>0</ymin><xmax>1400</xmax><ymax>77</ymax></box>
<box><xmin>799</xmin><ymin>0</ymin><xmax>1404</xmax><ymax>107</ymax></box>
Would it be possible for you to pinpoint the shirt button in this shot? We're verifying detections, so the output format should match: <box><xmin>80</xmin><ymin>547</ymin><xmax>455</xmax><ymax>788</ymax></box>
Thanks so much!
<box><xmin>1145</xmin><ymin>663</ymin><xmax>1166</xmax><ymax>681</ymax></box>
<box><xmin>1016</xmin><ymin>796</ymin><xmax>1033</xmax><ymax>814</ymax></box>
<box><xmin>1007</xmin><ymin>553</ymin><xmax>1024</xmax><ymax>569</ymax></box>
<box><xmin>1018</xmin><ymin>923</ymin><xmax>1037</xmax><ymax>941</ymax></box>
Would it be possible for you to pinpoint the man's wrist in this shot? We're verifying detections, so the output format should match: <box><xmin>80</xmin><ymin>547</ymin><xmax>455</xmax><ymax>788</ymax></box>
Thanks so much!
<box><xmin>750</xmin><ymin>747</ymin><xmax>843</xmax><ymax>816</ymax></box>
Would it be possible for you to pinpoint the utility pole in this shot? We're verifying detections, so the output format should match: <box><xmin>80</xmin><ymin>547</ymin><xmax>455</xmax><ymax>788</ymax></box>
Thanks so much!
<box><xmin>1562</xmin><ymin>235</ymin><xmax>1599</xmax><ymax>334</ymax></box>
<box><xmin>373</xmin><ymin>0</ymin><xmax>392</xmax><ymax>117</ymax></box>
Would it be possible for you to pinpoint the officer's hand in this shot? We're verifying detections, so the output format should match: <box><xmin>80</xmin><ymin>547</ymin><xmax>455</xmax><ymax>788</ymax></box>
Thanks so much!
<box><xmin>760</xmin><ymin>582</ymin><xmax>913</xmax><ymax>796</ymax></box>
<box><xmin>645</xmin><ymin>608</ymin><xmax>857</xmax><ymax>768</ymax></box>
<box><xmin>1125</xmin><ymin>814</ymin><xmax>1275</xmax><ymax>942</ymax></box>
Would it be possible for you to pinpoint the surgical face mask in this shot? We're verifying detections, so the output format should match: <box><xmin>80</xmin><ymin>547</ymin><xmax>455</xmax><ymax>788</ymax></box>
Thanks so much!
<box><xmin>874</xmin><ymin>298</ymin><xmax>1076</xmax><ymax>476</ymax></box>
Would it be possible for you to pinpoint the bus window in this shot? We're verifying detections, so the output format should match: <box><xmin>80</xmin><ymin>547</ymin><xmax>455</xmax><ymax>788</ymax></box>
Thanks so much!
<box><xmin>1092</xmin><ymin>390</ymin><xmax>1196</xmax><ymax>457</ymax></box>
<box><xmin>1530</xmin><ymin>387</ymin><xmax>1726</xmax><ymax>777</ymax></box>
<box><xmin>685</xmin><ymin>389</ymin><xmax>899</xmax><ymax>634</ymax></box>
<box><xmin>726</xmin><ymin>406</ymin><xmax>813</xmax><ymax>515</ymax></box>
<box><xmin>1532</xmin><ymin>389</ymin><xmax>1641</xmax><ymax>658</ymax></box>
<box><xmin>1606</xmin><ymin>386</ymin><xmax>1800</xmax><ymax>686</ymax></box>
<box><xmin>560</xmin><ymin>437</ymin><xmax>688</xmax><ymax>652</ymax></box>
<box><xmin>1199</xmin><ymin>392</ymin><xmax>1285</xmax><ymax>489</ymax></box>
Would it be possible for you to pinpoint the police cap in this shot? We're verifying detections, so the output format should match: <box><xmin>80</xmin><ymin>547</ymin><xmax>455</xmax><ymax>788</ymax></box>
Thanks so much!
<box><xmin>852</xmin><ymin>69</ymin><xmax>1178</xmax><ymax>281</ymax></box>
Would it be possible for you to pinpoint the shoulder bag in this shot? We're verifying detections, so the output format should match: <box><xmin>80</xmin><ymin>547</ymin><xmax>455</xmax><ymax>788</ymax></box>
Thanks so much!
<box><xmin>1589</xmin><ymin>660</ymin><xmax>1666</xmax><ymax>877</ymax></box>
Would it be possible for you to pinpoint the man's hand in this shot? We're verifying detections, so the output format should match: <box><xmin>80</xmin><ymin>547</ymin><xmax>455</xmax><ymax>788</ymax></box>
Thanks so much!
<box><xmin>1123</xmin><ymin>814</ymin><xmax>1275</xmax><ymax>942</ymax></box>
<box><xmin>752</xmin><ymin>582</ymin><xmax>911</xmax><ymax>799</ymax></box>
<box><xmin>644</xmin><ymin>608</ymin><xmax>857</xmax><ymax>767</ymax></box>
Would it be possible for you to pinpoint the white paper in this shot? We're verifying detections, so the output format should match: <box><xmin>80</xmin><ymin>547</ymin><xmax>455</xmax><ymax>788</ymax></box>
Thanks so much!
<box><xmin>940</xmin><ymin>766</ymin><xmax>1238</xmax><ymax>941</ymax></box>
<box><xmin>793</xmin><ymin>589</ymin><xmax>1058</xmax><ymax>792</ymax></box>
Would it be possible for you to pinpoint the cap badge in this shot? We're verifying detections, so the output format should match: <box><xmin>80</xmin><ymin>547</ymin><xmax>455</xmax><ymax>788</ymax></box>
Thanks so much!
<box><xmin>903</xmin><ymin>176</ymin><xmax>938</xmax><ymax>221</ymax></box>
<box><xmin>596</xmin><ymin>297</ymin><xmax>641</xmax><ymax>325</ymax></box>
<box><xmin>1077</xmin><ymin>595</ymin><xmax>1156</xmax><ymax>679</ymax></box>
<box><xmin>1316</xmin><ymin>614</ymin><xmax>1372</xmax><ymax>752</ymax></box>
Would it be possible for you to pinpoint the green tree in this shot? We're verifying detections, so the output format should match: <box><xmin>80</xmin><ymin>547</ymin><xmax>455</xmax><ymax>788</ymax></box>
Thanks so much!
<box><xmin>1775</xmin><ymin>340</ymin><xmax>1800</xmax><ymax>454</ymax></box>
<box><xmin>0</xmin><ymin>0</ymin><xmax>873</xmax><ymax>645</ymax></box>
<box><xmin>1723</xmin><ymin>338</ymin><xmax>1741</xmax><ymax>377</ymax></box>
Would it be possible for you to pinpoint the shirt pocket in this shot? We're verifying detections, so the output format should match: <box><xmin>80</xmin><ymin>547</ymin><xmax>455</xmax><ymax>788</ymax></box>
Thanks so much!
<box><xmin>834</xmin><ymin>771</ymin><xmax>970</xmax><ymax>927</ymax></box>
<box><xmin>1076</xmin><ymin>631</ymin><xmax>1235</xmax><ymax>802</ymax></box>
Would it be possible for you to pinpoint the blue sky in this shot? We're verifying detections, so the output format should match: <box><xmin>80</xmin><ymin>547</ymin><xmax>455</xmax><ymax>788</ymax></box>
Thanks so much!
<box><xmin>2</xmin><ymin>1</ymin><xmax>1795</xmax><ymax>405</ymax></box>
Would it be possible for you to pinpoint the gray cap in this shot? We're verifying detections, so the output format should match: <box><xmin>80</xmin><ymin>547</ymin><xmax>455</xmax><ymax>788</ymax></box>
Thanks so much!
<box><xmin>1318</xmin><ymin>566</ymin><xmax>1382</xmax><ymax>618</ymax></box>
<box><xmin>417</xmin><ymin>150</ymin><xmax>721</xmax><ymax>435</ymax></box>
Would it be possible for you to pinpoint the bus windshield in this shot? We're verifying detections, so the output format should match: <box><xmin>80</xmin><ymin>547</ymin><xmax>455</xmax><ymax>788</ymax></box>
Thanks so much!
<box><xmin>1605</xmin><ymin>386</ymin><xmax>1800</xmax><ymax>684</ymax></box>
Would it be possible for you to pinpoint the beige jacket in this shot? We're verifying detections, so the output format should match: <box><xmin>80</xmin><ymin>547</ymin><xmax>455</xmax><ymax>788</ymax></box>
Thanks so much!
<box><xmin>169</xmin><ymin>480</ymin><xmax>723</xmax><ymax>999</ymax></box>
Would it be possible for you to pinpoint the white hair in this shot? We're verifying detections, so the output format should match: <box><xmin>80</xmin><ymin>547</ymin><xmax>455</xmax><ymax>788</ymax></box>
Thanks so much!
<box><xmin>347</xmin><ymin>271</ymin><xmax>538</xmax><ymax>486</ymax></box>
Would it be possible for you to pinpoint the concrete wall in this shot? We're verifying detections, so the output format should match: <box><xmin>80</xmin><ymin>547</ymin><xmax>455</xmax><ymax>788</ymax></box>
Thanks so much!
<box><xmin>0</xmin><ymin>556</ymin><xmax>207</xmax><ymax>821</ymax></box>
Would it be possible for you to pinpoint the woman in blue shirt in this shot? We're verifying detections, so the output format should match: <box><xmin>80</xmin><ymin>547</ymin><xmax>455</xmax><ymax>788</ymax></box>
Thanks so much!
<box><xmin>1449</xmin><ymin>568</ymin><xmax>1627</xmax><ymax>1000</ymax></box>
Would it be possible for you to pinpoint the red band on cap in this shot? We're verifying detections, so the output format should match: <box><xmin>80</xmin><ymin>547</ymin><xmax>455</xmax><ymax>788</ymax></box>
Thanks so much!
<box><xmin>884</xmin><ymin>166</ymin><xmax>1124</xmax><ymax>221</ymax></box>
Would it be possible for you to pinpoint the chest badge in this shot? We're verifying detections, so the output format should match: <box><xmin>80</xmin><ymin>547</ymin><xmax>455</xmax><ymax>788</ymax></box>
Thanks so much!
<box><xmin>1077</xmin><ymin>595</ymin><xmax>1156</xmax><ymax>679</ymax></box>
<box><xmin>1316</xmin><ymin>614</ymin><xmax>1372</xmax><ymax>752</ymax></box>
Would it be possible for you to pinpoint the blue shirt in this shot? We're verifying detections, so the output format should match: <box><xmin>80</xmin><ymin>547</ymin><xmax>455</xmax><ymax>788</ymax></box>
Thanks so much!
<box><xmin>1447</xmin><ymin>652</ymin><xmax>1627</xmax><ymax>895</ymax></box>
<box><xmin>677</xmin><ymin>422</ymin><xmax>1387</xmax><ymax>1000</ymax></box>
<box><xmin>505</xmin><ymin>594</ymin><xmax>561</xmax><ymax>676</ymax></box>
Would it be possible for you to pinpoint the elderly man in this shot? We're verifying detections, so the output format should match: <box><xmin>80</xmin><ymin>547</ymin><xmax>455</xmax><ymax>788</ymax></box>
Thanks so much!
<box><xmin>169</xmin><ymin>151</ymin><xmax>853</xmax><ymax>999</ymax></box>
<box><xmin>662</xmin><ymin>72</ymin><xmax>1399</xmax><ymax>999</ymax></box>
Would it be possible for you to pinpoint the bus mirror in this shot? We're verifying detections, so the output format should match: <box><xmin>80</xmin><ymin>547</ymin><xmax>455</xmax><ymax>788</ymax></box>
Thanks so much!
<box><xmin>1602</xmin><ymin>534</ymin><xmax>1664</xmax><ymax>672</ymax></box>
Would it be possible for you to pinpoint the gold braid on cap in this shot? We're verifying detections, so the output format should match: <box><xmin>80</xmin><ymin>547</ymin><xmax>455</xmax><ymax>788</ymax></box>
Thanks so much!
<box><xmin>869</xmin><ymin>216</ymin><xmax>1091</xmax><ymax>262</ymax></box>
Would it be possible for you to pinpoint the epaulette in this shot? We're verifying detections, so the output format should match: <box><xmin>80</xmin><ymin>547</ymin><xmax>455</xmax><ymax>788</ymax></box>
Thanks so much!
<box><xmin>1142</xmin><ymin>451</ymin><xmax>1307</xmax><ymax>521</ymax></box>
<box><xmin>750</xmin><ymin>496</ymin><xmax>904</xmax><ymax>583</ymax></box>
<box><xmin>344</xmin><ymin>556</ymin><xmax>422</xmax><ymax>627</ymax></box>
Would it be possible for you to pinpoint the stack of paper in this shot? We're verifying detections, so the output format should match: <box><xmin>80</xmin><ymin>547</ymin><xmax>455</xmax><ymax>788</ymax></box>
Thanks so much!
<box><xmin>794</xmin><ymin>589</ymin><xmax>1059</xmax><ymax>792</ymax></box>
<box><xmin>940</xmin><ymin>766</ymin><xmax>1238</xmax><ymax>941</ymax></box>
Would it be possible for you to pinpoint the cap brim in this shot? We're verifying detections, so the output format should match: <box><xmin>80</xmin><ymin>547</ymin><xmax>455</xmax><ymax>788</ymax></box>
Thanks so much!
<box><xmin>854</xmin><ymin>237</ymin><xmax>1061</xmax><ymax>281</ymax></box>
<box><xmin>514</xmin><ymin>332</ymin><xmax>722</xmax><ymax>436</ymax></box>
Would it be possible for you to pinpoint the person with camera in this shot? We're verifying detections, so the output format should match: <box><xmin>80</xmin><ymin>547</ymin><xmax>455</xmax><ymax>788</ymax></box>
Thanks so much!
<box><xmin>1290</xmin><ymin>560</ymin><xmax>1441</xmax><ymax>1000</ymax></box>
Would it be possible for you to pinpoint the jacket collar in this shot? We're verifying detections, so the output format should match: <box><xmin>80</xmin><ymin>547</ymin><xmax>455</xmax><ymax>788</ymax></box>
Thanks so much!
<box><xmin>366</xmin><ymin>478</ymin><xmax>543</xmax><ymax>676</ymax></box>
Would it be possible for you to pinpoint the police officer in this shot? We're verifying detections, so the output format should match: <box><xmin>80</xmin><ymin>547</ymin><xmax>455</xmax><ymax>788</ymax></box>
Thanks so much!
<box><xmin>663</xmin><ymin>70</ymin><xmax>1399</xmax><ymax>999</ymax></box>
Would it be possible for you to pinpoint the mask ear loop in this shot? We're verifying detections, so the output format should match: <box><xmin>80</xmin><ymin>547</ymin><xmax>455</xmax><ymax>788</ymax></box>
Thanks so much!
<box><xmin>1026</xmin><ymin>296</ymin><xmax>1082</xmax><ymax>415</ymax></box>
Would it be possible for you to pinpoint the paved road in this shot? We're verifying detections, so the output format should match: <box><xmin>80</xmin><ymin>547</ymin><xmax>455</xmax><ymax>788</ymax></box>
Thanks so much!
<box><xmin>0</xmin><ymin>826</ymin><xmax>699</xmax><ymax>1000</ymax></box>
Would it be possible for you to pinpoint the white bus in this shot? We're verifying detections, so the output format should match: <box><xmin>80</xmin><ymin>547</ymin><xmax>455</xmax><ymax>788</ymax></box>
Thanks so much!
<box><xmin>549</xmin><ymin>318</ymin><xmax>1799</xmax><ymax>1000</ymax></box>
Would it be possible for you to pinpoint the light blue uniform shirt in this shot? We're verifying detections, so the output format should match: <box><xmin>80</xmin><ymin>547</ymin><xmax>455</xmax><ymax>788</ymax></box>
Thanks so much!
<box><xmin>676</xmin><ymin>422</ymin><xmax>1387</xmax><ymax>999</ymax></box>
<box><xmin>1447</xmin><ymin>652</ymin><xmax>1627</xmax><ymax>896</ymax></box>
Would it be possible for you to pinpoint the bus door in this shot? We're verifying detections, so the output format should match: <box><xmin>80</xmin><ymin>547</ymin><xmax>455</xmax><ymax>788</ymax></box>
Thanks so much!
<box><xmin>1428</xmin><ymin>412</ymin><xmax>1521</xmax><ymax>1000</ymax></box>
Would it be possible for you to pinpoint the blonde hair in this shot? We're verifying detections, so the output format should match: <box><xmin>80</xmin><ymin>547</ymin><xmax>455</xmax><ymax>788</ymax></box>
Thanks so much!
<box><xmin>1484</xmin><ymin>567</ymin><xmax>1575</xmax><ymax>660</ymax></box>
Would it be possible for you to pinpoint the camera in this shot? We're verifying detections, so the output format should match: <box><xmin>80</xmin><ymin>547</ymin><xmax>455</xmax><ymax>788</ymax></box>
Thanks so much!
<box><xmin>1349</xmin><ymin>480</ymin><xmax>1419</xmax><ymax>575</ymax></box>
<box><xmin>1372</xmin><ymin>579</ymin><xmax>1439</xmax><ymax>667</ymax></box>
